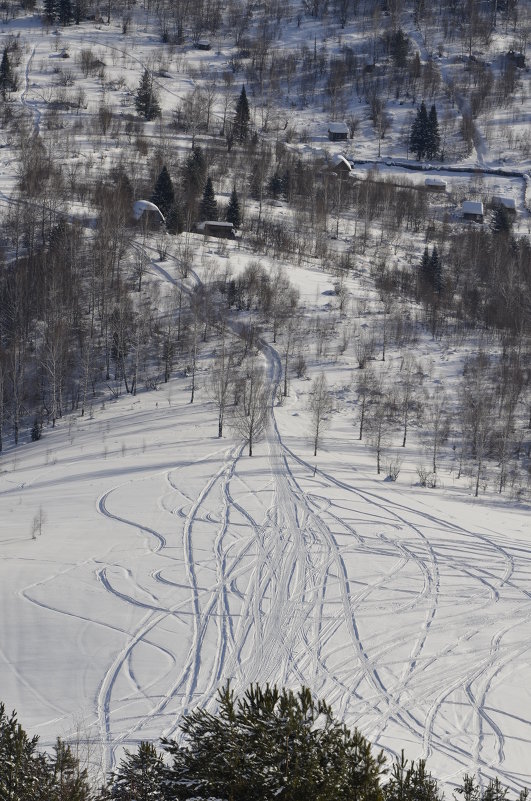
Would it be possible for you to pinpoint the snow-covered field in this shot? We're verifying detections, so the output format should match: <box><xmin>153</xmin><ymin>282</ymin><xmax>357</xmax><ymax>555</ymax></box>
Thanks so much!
<box><xmin>1</xmin><ymin>244</ymin><xmax>530</xmax><ymax>791</ymax></box>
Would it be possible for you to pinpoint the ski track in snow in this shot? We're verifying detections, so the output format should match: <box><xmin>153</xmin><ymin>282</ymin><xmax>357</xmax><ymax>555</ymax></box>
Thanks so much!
<box><xmin>15</xmin><ymin>260</ymin><xmax>531</xmax><ymax>789</ymax></box>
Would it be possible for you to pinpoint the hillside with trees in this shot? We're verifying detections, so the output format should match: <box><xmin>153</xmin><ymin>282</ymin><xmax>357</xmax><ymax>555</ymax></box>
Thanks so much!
<box><xmin>0</xmin><ymin>0</ymin><xmax>529</xmax><ymax>794</ymax></box>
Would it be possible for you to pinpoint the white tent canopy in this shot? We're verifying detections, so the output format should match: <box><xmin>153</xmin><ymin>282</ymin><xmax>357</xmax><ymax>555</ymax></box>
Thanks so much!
<box><xmin>132</xmin><ymin>200</ymin><xmax>165</xmax><ymax>223</ymax></box>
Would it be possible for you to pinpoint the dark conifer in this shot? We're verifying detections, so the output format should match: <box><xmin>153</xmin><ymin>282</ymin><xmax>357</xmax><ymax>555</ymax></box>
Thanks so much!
<box><xmin>410</xmin><ymin>101</ymin><xmax>428</xmax><ymax>160</ymax></box>
<box><xmin>166</xmin><ymin>201</ymin><xmax>184</xmax><ymax>234</ymax></box>
<box><xmin>57</xmin><ymin>0</ymin><xmax>72</xmax><ymax>25</ymax></box>
<box><xmin>199</xmin><ymin>176</ymin><xmax>218</xmax><ymax>221</ymax></box>
<box><xmin>135</xmin><ymin>69</ymin><xmax>161</xmax><ymax>120</ymax></box>
<box><xmin>151</xmin><ymin>165</ymin><xmax>175</xmax><ymax>217</ymax></box>
<box><xmin>426</xmin><ymin>104</ymin><xmax>440</xmax><ymax>159</ymax></box>
<box><xmin>108</xmin><ymin>741</ymin><xmax>165</xmax><ymax>801</ymax></box>
<box><xmin>429</xmin><ymin>246</ymin><xmax>442</xmax><ymax>292</ymax></box>
<box><xmin>0</xmin><ymin>49</ymin><xmax>15</xmax><ymax>99</ymax></box>
<box><xmin>43</xmin><ymin>0</ymin><xmax>56</xmax><ymax>23</ymax></box>
<box><xmin>233</xmin><ymin>84</ymin><xmax>250</xmax><ymax>142</ymax></box>
<box><xmin>268</xmin><ymin>171</ymin><xmax>282</xmax><ymax>198</ymax></box>
<box><xmin>226</xmin><ymin>186</ymin><xmax>241</xmax><ymax>228</ymax></box>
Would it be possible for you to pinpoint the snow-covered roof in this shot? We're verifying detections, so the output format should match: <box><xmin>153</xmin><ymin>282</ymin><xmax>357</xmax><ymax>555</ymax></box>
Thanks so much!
<box><xmin>328</xmin><ymin>122</ymin><xmax>349</xmax><ymax>134</ymax></box>
<box><xmin>196</xmin><ymin>221</ymin><xmax>235</xmax><ymax>231</ymax></box>
<box><xmin>425</xmin><ymin>177</ymin><xmax>447</xmax><ymax>187</ymax></box>
<box><xmin>492</xmin><ymin>195</ymin><xmax>516</xmax><ymax>210</ymax></box>
<box><xmin>331</xmin><ymin>154</ymin><xmax>352</xmax><ymax>170</ymax></box>
<box><xmin>462</xmin><ymin>200</ymin><xmax>484</xmax><ymax>215</ymax></box>
<box><xmin>132</xmin><ymin>200</ymin><xmax>165</xmax><ymax>222</ymax></box>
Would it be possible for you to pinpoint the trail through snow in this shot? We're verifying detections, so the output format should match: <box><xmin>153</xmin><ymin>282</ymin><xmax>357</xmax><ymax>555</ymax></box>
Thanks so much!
<box><xmin>0</xmin><ymin>257</ymin><xmax>530</xmax><ymax>791</ymax></box>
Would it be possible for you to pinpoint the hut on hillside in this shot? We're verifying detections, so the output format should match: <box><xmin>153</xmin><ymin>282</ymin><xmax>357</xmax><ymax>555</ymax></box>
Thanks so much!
<box><xmin>461</xmin><ymin>200</ymin><xmax>484</xmax><ymax>222</ymax></box>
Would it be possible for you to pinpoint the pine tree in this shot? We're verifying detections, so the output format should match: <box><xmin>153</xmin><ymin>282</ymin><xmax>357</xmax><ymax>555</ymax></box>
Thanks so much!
<box><xmin>151</xmin><ymin>165</ymin><xmax>174</xmax><ymax>217</ymax></box>
<box><xmin>425</xmin><ymin>104</ymin><xmax>440</xmax><ymax>159</ymax></box>
<box><xmin>429</xmin><ymin>246</ymin><xmax>442</xmax><ymax>293</ymax></box>
<box><xmin>166</xmin><ymin>201</ymin><xmax>184</xmax><ymax>234</ymax></box>
<box><xmin>420</xmin><ymin>246</ymin><xmax>431</xmax><ymax>286</ymax></box>
<box><xmin>410</xmin><ymin>101</ymin><xmax>428</xmax><ymax>160</ymax></box>
<box><xmin>162</xmin><ymin>683</ymin><xmax>386</xmax><ymax>801</ymax></box>
<box><xmin>492</xmin><ymin>205</ymin><xmax>512</xmax><ymax>235</ymax></box>
<box><xmin>199</xmin><ymin>176</ymin><xmax>218</xmax><ymax>221</ymax></box>
<box><xmin>57</xmin><ymin>0</ymin><xmax>72</xmax><ymax>25</ymax></box>
<box><xmin>135</xmin><ymin>69</ymin><xmax>161</xmax><ymax>120</ymax></box>
<box><xmin>0</xmin><ymin>48</ymin><xmax>15</xmax><ymax>99</ymax></box>
<box><xmin>226</xmin><ymin>186</ymin><xmax>241</xmax><ymax>228</ymax></box>
<box><xmin>108</xmin><ymin>741</ymin><xmax>165</xmax><ymax>801</ymax></box>
<box><xmin>268</xmin><ymin>171</ymin><xmax>282</xmax><ymax>198</ymax></box>
<box><xmin>48</xmin><ymin>738</ymin><xmax>91</xmax><ymax>801</ymax></box>
<box><xmin>43</xmin><ymin>0</ymin><xmax>56</xmax><ymax>23</ymax></box>
<box><xmin>233</xmin><ymin>84</ymin><xmax>250</xmax><ymax>142</ymax></box>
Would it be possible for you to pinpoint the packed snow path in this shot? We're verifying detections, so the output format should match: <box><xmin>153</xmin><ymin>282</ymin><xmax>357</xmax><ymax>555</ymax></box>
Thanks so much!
<box><xmin>0</xmin><ymin>257</ymin><xmax>530</xmax><ymax>790</ymax></box>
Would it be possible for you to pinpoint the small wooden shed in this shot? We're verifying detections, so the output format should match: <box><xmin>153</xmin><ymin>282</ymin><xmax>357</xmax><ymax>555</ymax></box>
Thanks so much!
<box><xmin>461</xmin><ymin>200</ymin><xmax>484</xmax><ymax>222</ymax></box>
<box><xmin>492</xmin><ymin>195</ymin><xmax>516</xmax><ymax>215</ymax></box>
<box><xmin>327</xmin><ymin>122</ymin><xmax>349</xmax><ymax>141</ymax></box>
<box><xmin>197</xmin><ymin>221</ymin><xmax>236</xmax><ymax>239</ymax></box>
<box><xmin>425</xmin><ymin>177</ymin><xmax>447</xmax><ymax>193</ymax></box>
<box><xmin>329</xmin><ymin>154</ymin><xmax>352</xmax><ymax>175</ymax></box>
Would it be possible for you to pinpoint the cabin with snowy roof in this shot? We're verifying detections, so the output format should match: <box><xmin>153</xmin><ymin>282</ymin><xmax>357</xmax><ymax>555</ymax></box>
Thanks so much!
<box><xmin>327</xmin><ymin>122</ymin><xmax>349</xmax><ymax>141</ymax></box>
<box><xmin>492</xmin><ymin>195</ymin><xmax>516</xmax><ymax>215</ymax></box>
<box><xmin>425</xmin><ymin>177</ymin><xmax>447</xmax><ymax>193</ymax></box>
<box><xmin>329</xmin><ymin>154</ymin><xmax>352</xmax><ymax>175</ymax></box>
<box><xmin>196</xmin><ymin>221</ymin><xmax>236</xmax><ymax>239</ymax></box>
<box><xmin>461</xmin><ymin>200</ymin><xmax>484</xmax><ymax>223</ymax></box>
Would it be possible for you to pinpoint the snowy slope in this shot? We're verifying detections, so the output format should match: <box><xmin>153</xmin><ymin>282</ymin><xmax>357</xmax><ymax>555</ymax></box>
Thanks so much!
<box><xmin>1</xmin><ymin>260</ymin><xmax>530</xmax><ymax>790</ymax></box>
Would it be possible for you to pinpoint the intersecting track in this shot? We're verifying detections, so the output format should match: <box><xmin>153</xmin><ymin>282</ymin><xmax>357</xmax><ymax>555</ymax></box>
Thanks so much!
<box><xmin>18</xmin><ymin>256</ymin><xmax>531</xmax><ymax>789</ymax></box>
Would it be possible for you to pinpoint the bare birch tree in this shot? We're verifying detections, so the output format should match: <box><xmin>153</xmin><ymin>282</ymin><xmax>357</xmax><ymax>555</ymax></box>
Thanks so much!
<box><xmin>308</xmin><ymin>372</ymin><xmax>333</xmax><ymax>457</ymax></box>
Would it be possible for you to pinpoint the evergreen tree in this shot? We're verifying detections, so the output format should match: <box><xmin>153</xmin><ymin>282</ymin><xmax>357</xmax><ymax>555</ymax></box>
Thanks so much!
<box><xmin>43</xmin><ymin>0</ymin><xmax>56</xmax><ymax>23</ymax></box>
<box><xmin>268</xmin><ymin>171</ymin><xmax>282</xmax><ymax>199</ymax></box>
<box><xmin>162</xmin><ymin>683</ymin><xmax>386</xmax><ymax>801</ymax></box>
<box><xmin>425</xmin><ymin>104</ymin><xmax>440</xmax><ymax>159</ymax></box>
<box><xmin>429</xmin><ymin>246</ymin><xmax>442</xmax><ymax>293</ymax></box>
<box><xmin>0</xmin><ymin>48</ymin><xmax>16</xmax><ymax>99</ymax></box>
<box><xmin>166</xmin><ymin>200</ymin><xmax>185</xmax><ymax>234</ymax></box>
<box><xmin>233</xmin><ymin>84</ymin><xmax>250</xmax><ymax>142</ymax></box>
<box><xmin>199</xmin><ymin>176</ymin><xmax>218</xmax><ymax>221</ymax></box>
<box><xmin>419</xmin><ymin>246</ymin><xmax>442</xmax><ymax>293</ymax></box>
<box><xmin>420</xmin><ymin>246</ymin><xmax>431</xmax><ymax>286</ymax></box>
<box><xmin>57</xmin><ymin>0</ymin><xmax>72</xmax><ymax>25</ymax></box>
<box><xmin>226</xmin><ymin>186</ymin><xmax>241</xmax><ymax>228</ymax></box>
<box><xmin>135</xmin><ymin>69</ymin><xmax>161</xmax><ymax>120</ymax></box>
<box><xmin>389</xmin><ymin>28</ymin><xmax>410</xmax><ymax>68</ymax></box>
<box><xmin>151</xmin><ymin>166</ymin><xmax>175</xmax><ymax>218</ymax></box>
<box><xmin>108</xmin><ymin>741</ymin><xmax>165</xmax><ymax>801</ymax></box>
<box><xmin>48</xmin><ymin>738</ymin><xmax>91</xmax><ymax>801</ymax></box>
<box><xmin>492</xmin><ymin>205</ymin><xmax>512</xmax><ymax>235</ymax></box>
<box><xmin>410</xmin><ymin>101</ymin><xmax>428</xmax><ymax>160</ymax></box>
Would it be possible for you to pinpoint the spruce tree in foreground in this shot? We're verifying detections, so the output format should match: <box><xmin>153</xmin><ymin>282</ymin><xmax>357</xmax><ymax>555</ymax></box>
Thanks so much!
<box><xmin>226</xmin><ymin>186</ymin><xmax>241</xmax><ymax>228</ymax></box>
<box><xmin>108</xmin><ymin>741</ymin><xmax>165</xmax><ymax>801</ymax></box>
<box><xmin>135</xmin><ymin>69</ymin><xmax>161</xmax><ymax>120</ymax></box>
<box><xmin>151</xmin><ymin>165</ymin><xmax>175</xmax><ymax>218</ymax></box>
<box><xmin>162</xmin><ymin>683</ymin><xmax>386</xmax><ymax>801</ymax></box>
<box><xmin>199</xmin><ymin>176</ymin><xmax>218</xmax><ymax>221</ymax></box>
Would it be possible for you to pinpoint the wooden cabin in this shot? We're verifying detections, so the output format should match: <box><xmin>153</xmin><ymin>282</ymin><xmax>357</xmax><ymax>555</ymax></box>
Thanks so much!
<box><xmin>196</xmin><ymin>221</ymin><xmax>236</xmax><ymax>239</ymax></box>
<box><xmin>327</xmin><ymin>122</ymin><xmax>349</xmax><ymax>141</ymax></box>
<box><xmin>461</xmin><ymin>200</ymin><xmax>484</xmax><ymax>223</ymax></box>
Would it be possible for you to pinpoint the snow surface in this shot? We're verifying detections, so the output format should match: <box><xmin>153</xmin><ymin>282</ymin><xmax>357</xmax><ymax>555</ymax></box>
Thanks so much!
<box><xmin>1</xmin><ymin>246</ymin><xmax>530</xmax><ymax>793</ymax></box>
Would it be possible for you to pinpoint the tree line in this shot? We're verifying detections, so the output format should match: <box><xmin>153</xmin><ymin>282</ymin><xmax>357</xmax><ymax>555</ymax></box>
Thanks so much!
<box><xmin>1</xmin><ymin>686</ymin><xmax>528</xmax><ymax>801</ymax></box>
